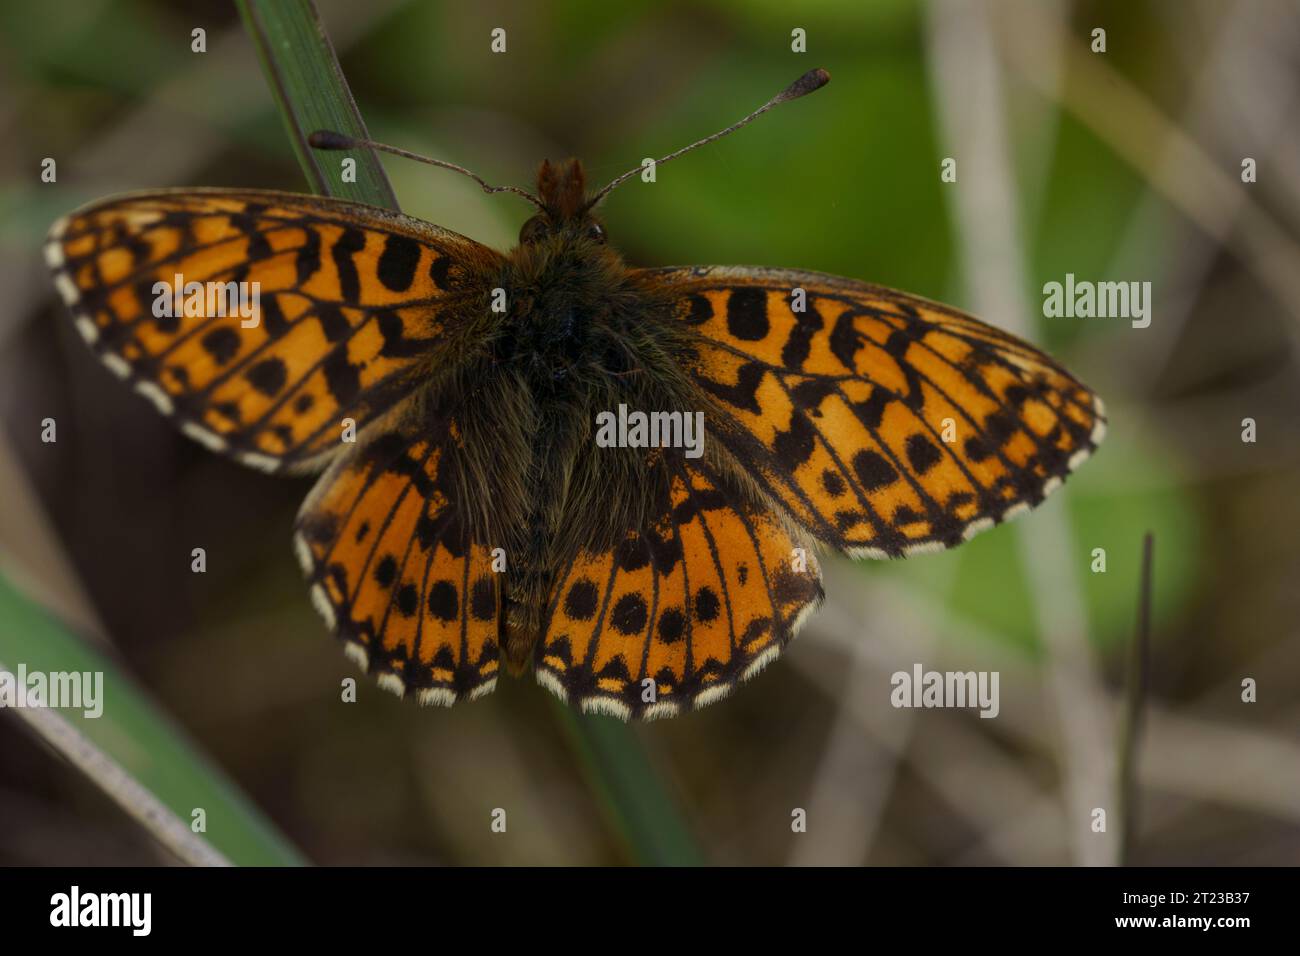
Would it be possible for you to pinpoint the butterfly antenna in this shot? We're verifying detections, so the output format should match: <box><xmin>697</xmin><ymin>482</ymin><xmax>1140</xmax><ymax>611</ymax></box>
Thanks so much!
<box><xmin>585</xmin><ymin>67</ymin><xmax>830</xmax><ymax>210</ymax></box>
<box><xmin>308</xmin><ymin>130</ymin><xmax>547</xmax><ymax>210</ymax></box>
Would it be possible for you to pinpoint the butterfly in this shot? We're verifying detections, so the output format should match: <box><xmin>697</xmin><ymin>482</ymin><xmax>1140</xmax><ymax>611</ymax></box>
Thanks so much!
<box><xmin>44</xmin><ymin>69</ymin><xmax>1104</xmax><ymax>720</ymax></box>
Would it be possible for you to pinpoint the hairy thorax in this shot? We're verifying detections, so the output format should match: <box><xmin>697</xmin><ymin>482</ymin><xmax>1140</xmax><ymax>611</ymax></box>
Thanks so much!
<box><xmin>498</xmin><ymin>235</ymin><xmax>632</xmax><ymax>388</ymax></box>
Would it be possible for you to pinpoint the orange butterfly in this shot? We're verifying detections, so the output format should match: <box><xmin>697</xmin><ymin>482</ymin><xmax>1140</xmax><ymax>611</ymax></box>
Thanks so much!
<box><xmin>45</xmin><ymin>69</ymin><xmax>1103</xmax><ymax>719</ymax></box>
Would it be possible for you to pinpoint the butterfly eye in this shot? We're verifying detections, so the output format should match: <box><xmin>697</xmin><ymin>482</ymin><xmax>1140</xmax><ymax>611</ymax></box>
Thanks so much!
<box><xmin>519</xmin><ymin>215</ymin><xmax>550</xmax><ymax>245</ymax></box>
<box><xmin>585</xmin><ymin>221</ymin><xmax>606</xmax><ymax>244</ymax></box>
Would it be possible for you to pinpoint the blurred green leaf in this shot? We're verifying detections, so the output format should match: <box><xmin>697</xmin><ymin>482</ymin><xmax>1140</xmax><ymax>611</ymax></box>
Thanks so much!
<box><xmin>237</xmin><ymin>0</ymin><xmax>398</xmax><ymax>207</ymax></box>
<box><xmin>553</xmin><ymin>704</ymin><xmax>705</xmax><ymax>866</ymax></box>
<box><xmin>0</xmin><ymin>573</ymin><xmax>305</xmax><ymax>866</ymax></box>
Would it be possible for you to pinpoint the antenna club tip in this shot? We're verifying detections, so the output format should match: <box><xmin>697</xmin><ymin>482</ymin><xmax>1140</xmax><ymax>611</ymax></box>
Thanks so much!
<box><xmin>308</xmin><ymin>129</ymin><xmax>356</xmax><ymax>150</ymax></box>
<box><xmin>777</xmin><ymin>67</ymin><xmax>831</xmax><ymax>103</ymax></box>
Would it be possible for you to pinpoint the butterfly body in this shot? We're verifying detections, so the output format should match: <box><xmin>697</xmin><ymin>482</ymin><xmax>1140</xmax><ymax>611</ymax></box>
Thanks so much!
<box><xmin>46</xmin><ymin>159</ymin><xmax>1105</xmax><ymax>719</ymax></box>
<box><xmin>475</xmin><ymin>160</ymin><xmax>714</xmax><ymax>672</ymax></box>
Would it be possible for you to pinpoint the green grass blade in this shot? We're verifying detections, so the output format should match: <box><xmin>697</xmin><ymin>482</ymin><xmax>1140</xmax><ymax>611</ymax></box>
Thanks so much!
<box><xmin>553</xmin><ymin>704</ymin><xmax>705</xmax><ymax>866</ymax></box>
<box><xmin>237</xmin><ymin>0</ymin><xmax>398</xmax><ymax>208</ymax></box>
<box><xmin>0</xmin><ymin>573</ymin><xmax>306</xmax><ymax>865</ymax></box>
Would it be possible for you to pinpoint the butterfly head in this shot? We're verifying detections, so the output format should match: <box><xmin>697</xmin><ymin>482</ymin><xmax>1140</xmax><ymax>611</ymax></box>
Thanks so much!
<box><xmin>518</xmin><ymin>159</ymin><xmax>607</xmax><ymax>246</ymax></box>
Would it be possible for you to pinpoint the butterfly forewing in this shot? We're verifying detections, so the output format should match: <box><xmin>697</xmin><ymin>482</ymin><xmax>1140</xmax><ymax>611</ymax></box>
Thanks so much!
<box><xmin>44</xmin><ymin>189</ymin><xmax>501</xmax><ymax>473</ymax></box>
<box><xmin>645</xmin><ymin>266</ymin><xmax>1106</xmax><ymax>559</ymax></box>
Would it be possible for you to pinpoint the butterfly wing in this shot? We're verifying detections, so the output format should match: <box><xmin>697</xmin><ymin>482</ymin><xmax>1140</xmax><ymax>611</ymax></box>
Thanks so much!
<box><xmin>534</xmin><ymin>454</ymin><xmax>824</xmax><ymax>719</ymax></box>
<box><xmin>293</xmin><ymin>403</ymin><xmax>501</xmax><ymax>703</ymax></box>
<box><xmin>45</xmin><ymin>188</ymin><xmax>502</xmax><ymax>473</ymax></box>
<box><xmin>47</xmin><ymin>189</ymin><xmax>505</xmax><ymax>698</ymax></box>
<box><xmin>642</xmin><ymin>266</ymin><xmax>1106</xmax><ymax>558</ymax></box>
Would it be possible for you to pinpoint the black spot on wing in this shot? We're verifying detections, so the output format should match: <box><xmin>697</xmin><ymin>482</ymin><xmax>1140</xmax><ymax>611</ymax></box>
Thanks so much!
<box><xmin>316</xmin><ymin>304</ymin><xmax>350</xmax><ymax>343</ymax></box>
<box><xmin>201</xmin><ymin>327</ymin><xmax>240</xmax><ymax>364</ymax></box>
<box><xmin>852</xmin><ymin>388</ymin><xmax>892</xmax><ymax>431</ymax></box>
<box><xmin>781</xmin><ymin>299</ymin><xmax>823</xmax><ymax>368</ymax></box>
<box><xmin>428</xmin><ymin>255</ymin><xmax>453</xmax><ymax>291</ymax></box>
<box><xmin>963</xmin><ymin>437</ymin><xmax>991</xmax><ymax>462</ymax></box>
<box><xmin>245</xmin><ymin>357</ymin><xmax>288</xmax><ymax>397</ymax></box>
<box><xmin>829</xmin><ymin>312</ymin><xmax>862</xmax><ymax>370</ymax></box>
<box><xmin>296</xmin><ymin>227</ymin><xmax>322</xmax><ymax>284</ymax></box>
<box><xmin>427</xmin><ymin>580</ymin><xmax>459</xmax><ymax>621</ymax></box>
<box><xmin>726</xmin><ymin>288</ymin><xmax>769</xmax><ymax>341</ymax></box>
<box><xmin>396</xmin><ymin>583</ymin><xmax>419</xmax><ymax>617</ymax></box>
<box><xmin>331</xmin><ymin>228</ymin><xmax>366</xmax><ymax>303</ymax></box>
<box><xmin>376</xmin><ymin>234</ymin><xmax>421</xmax><ymax>292</ymax></box>
<box><xmin>564</xmin><ymin>579</ymin><xmax>600</xmax><ymax>621</ymax></box>
<box><xmin>374</xmin><ymin>555</ymin><xmax>397</xmax><ymax>588</ymax></box>
<box><xmin>694</xmin><ymin>586</ymin><xmax>720</xmax><ymax>623</ymax></box>
<box><xmin>905</xmin><ymin>434</ymin><xmax>943</xmax><ymax>475</ymax></box>
<box><xmin>470</xmin><ymin>576</ymin><xmax>496</xmax><ymax>621</ymax></box>
<box><xmin>260</xmin><ymin>294</ymin><xmax>290</xmax><ymax>338</ymax></box>
<box><xmin>610</xmin><ymin>593</ymin><xmax>648</xmax><ymax>636</ymax></box>
<box><xmin>323</xmin><ymin>350</ymin><xmax>361</xmax><ymax>406</ymax></box>
<box><xmin>822</xmin><ymin>470</ymin><xmax>846</xmax><ymax>496</ymax></box>
<box><xmin>853</xmin><ymin>450</ymin><xmax>898</xmax><ymax>491</ymax></box>
<box><xmin>790</xmin><ymin>377</ymin><xmax>835</xmax><ymax>411</ymax></box>
<box><xmin>683</xmin><ymin>295</ymin><xmax>713</xmax><ymax>326</ymax></box>
<box><xmin>232</xmin><ymin>211</ymin><xmax>272</xmax><ymax>260</ymax></box>
<box><xmin>773</xmin><ymin>411</ymin><xmax>817</xmax><ymax>467</ymax></box>
<box><xmin>657</xmin><ymin>607</ymin><xmax>685</xmax><ymax>644</ymax></box>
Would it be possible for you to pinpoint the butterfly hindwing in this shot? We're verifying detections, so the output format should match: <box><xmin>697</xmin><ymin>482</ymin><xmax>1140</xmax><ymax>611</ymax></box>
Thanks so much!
<box><xmin>645</xmin><ymin>266</ymin><xmax>1106</xmax><ymax>558</ymax></box>
<box><xmin>44</xmin><ymin>188</ymin><xmax>502</xmax><ymax>473</ymax></box>
<box><xmin>293</xmin><ymin>408</ymin><xmax>501</xmax><ymax>704</ymax></box>
<box><xmin>535</xmin><ymin>455</ymin><xmax>824</xmax><ymax>719</ymax></box>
